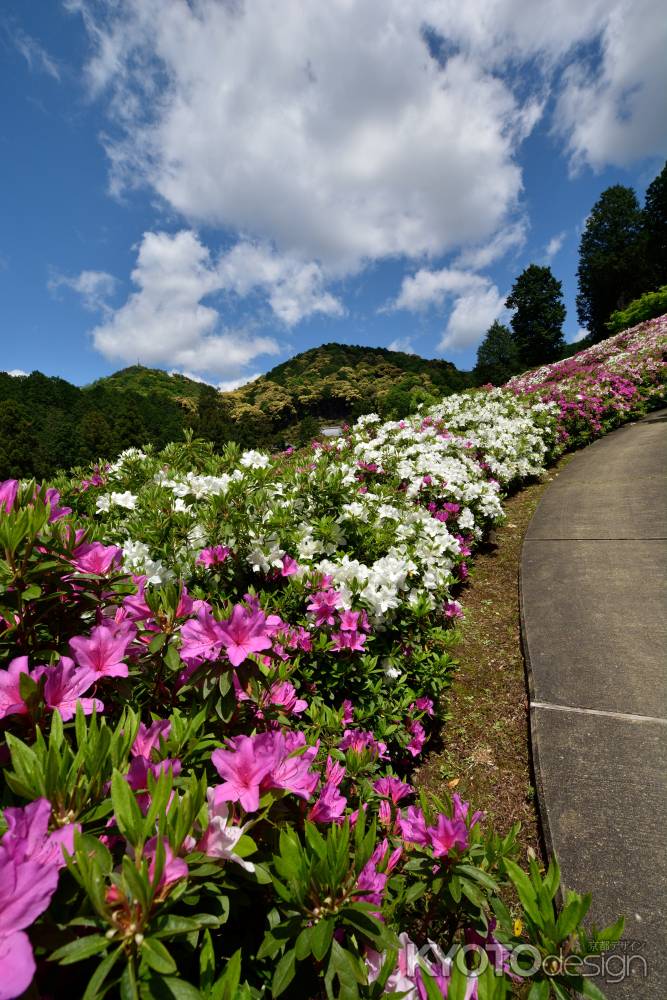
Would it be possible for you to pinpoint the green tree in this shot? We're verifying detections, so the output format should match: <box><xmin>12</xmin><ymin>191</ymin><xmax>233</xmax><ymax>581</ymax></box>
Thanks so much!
<box><xmin>76</xmin><ymin>409</ymin><xmax>115</xmax><ymax>464</ymax></box>
<box><xmin>576</xmin><ymin>185</ymin><xmax>647</xmax><ymax>342</ymax></box>
<box><xmin>505</xmin><ymin>265</ymin><xmax>566</xmax><ymax>368</ymax></box>
<box><xmin>473</xmin><ymin>321</ymin><xmax>521</xmax><ymax>385</ymax></box>
<box><xmin>0</xmin><ymin>400</ymin><xmax>40</xmax><ymax>479</ymax></box>
<box><xmin>643</xmin><ymin>161</ymin><xmax>667</xmax><ymax>290</ymax></box>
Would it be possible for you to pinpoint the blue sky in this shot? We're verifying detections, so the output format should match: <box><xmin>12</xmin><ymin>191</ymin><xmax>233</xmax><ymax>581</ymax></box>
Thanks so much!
<box><xmin>1</xmin><ymin>1</ymin><xmax>666</xmax><ymax>388</ymax></box>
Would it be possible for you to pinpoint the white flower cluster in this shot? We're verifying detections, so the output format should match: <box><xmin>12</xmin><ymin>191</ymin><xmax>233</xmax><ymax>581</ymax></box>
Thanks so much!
<box><xmin>86</xmin><ymin>387</ymin><xmax>559</xmax><ymax>622</ymax></box>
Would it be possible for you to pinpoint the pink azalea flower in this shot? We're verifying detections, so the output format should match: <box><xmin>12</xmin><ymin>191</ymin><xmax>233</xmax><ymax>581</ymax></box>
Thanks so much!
<box><xmin>452</xmin><ymin>793</ymin><xmax>484</xmax><ymax>830</ymax></box>
<box><xmin>280</xmin><ymin>555</ymin><xmax>299</xmax><ymax>577</ymax></box>
<box><xmin>0</xmin><ymin>799</ymin><xmax>75</xmax><ymax>998</ymax></box>
<box><xmin>341</xmin><ymin>699</ymin><xmax>354</xmax><ymax>726</ymax></box>
<box><xmin>410</xmin><ymin>697</ymin><xmax>435</xmax><ymax>717</ymax></box>
<box><xmin>259</xmin><ymin>681</ymin><xmax>308</xmax><ymax>716</ymax></box>
<box><xmin>339</xmin><ymin>729</ymin><xmax>389</xmax><ymax>761</ymax></box>
<box><xmin>197</xmin><ymin>789</ymin><xmax>255</xmax><ymax>872</ymax></box>
<box><xmin>211</xmin><ymin>731</ymin><xmax>319</xmax><ymax>812</ymax></box>
<box><xmin>211</xmin><ymin>734</ymin><xmax>278</xmax><ymax>813</ymax></box>
<box><xmin>331</xmin><ymin>630</ymin><xmax>366</xmax><ymax>652</ymax></box>
<box><xmin>70</xmin><ymin>624</ymin><xmax>132</xmax><ymax>679</ymax></box>
<box><xmin>444</xmin><ymin>600</ymin><xmax>464</xmax><ymax>620</ymax></box>
<box><xmin>179</xmin><ymin>606</ymin><xmax>226</xmax><ymax>661</ymax></box>
<box><xmin>0</xmin><ymin>480</ymin><xmax>18</xmax><ymax>515</ymax></box>
<box><xmin>373</xmin><ymin>776</ymin><xmax>414</xmax><ymax>804</ymax></box>
<box><xmin>70</xmin><ymin>541</ymin><xmax>123</xmax><ymax>576</ymax></box>
<box><xmin>132</xmin><ymin>720</ymin><xmax>171</xmax><ymax>759</ymax></box>
<box><xmin>426</xmin><ymin>813</ymin><xmax>468</xmax><ymax>857</ymax></box>
<box><xmin>398</xmin><ymin>805</ymin><xmax>430</xmax><ymax>846</ymax></box>
<box><xmin>337</xmin><ymin>609</ymin><xmax>360</xmax><ymax>631</ymax></box>
<box><xmin>0</xmin><ymin>658</ymin><xmax>30</xmax><ymax>721</ymax></box>
<box><xmin>43</xmin><ymin>488</ymin><xmax>71</xmax><ymax>522</ymax></box>
<box><xmin>406</xmin><ymin>720</ymin><xmax>426</xmax><ymax>758</ymax></box>
<box><xmin>144</xmin><ymin>837</ymin><xmax>188</xmax><ymax>890</ymax></box>
<box><xmin>196</xmin><ymin>545</ymin><xmax>231</xmax><ymax>568</ymax></box>
<box><xmin>1</xmin><ymin>798</ymin><xmax>76</xmax><ymax>869</ymax></box>
<box><xmin>217</xmin><ymin>605</ymin><xmax>272</xmax><ymax>667</ymax></box>
<box><xmin>307</xmin><ymin>589</ymin><xmax>341</xmax><ymax>626</ymax></box>
<box><xmin>308</xmin><ymin>781</ymin><xmax>347</xmax><ymax>823</ymax></box>
<box><xmin>34</xmin><ymin>657</ymin><xmax>103</xmax><ymax>721</ymax></box>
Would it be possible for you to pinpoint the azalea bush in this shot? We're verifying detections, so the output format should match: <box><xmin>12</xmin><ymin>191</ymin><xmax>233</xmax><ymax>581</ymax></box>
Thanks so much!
<box><xmin>1</xmin><ymin>321</ymin><xmax>664</xmax><ymax>998</ymax></box>
<box><xmin>506</xmin><ymin>313</ymin><xmax>667</xmax><ymax>449</ymax></box>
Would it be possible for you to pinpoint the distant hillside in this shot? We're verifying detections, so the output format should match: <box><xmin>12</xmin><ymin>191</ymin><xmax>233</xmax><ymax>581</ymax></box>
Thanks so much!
<box><xmin>0</xmin><ymin>345</ymin><xmax>470</xmax><ymax>479</ymax></box>
<box><xmin>87</xmin><ymin>365</ymin><xmax>202</xmax><ymax>403</ymax></box>
<box><xmin>223</xmin><ymin>343</ymin><xmax>471</xmax><ymax>444</ymax></box>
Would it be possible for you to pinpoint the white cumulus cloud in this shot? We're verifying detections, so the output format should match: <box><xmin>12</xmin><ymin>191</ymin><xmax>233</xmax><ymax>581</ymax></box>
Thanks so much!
<box><xmin>89</xmin><ymin>231</ymin><xmax>281</xmax><ymax>378</ymax></box>
<box><xmin>387</xmin><ymin>337</ymin><xmax>416</xmax><ymax>354</ymax></box>
<box><xmin>438</xmin><ymin>284</ymin><xmax>508</xmax><ymax>353</ymax></box>
<box><xmin>49</xmin><ymin>269</ymin><xmax>117</xmax><ymax>313</ymax></box>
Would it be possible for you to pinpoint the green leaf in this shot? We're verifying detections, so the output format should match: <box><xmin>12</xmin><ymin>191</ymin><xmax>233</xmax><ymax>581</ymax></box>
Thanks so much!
<box><xmin>210</xmin><ymin>949</ymin><xmax>242</xmax><ymax>1000</ymax></box>
<box><xmin>111</xmin><ymin>770</ymin><xmax>144</xmax><ymax>845</ymax></box>
<box><xmin>503</xmin><ymin>860</ymin><xmax>542</xmax><ymax>925</ymax></box>
<box><xmin>81</xmin><ymin>945</ymin><xmax>124</xmax><ymax>1000</ymax></box>
<box><xmin>199</xmin><ymin>929</ymin><xmax>215</xmax><ymax>994</ymax></box>
<box><xmin>272</xmin><ymin>949</ymin><xmax>296</xmax><ymax>998</ymax></box>
<box><xmin>577</xmin><ymin>976</ymin><xmax>610</xmax><ymax>1000</ymax></box>
<box><xmin>527</xmin><ymin>979</ymin><xmax>550</xmax><ymax>1000</ymax></box>
<box><xmin>311</xmin><ymin>918</ymin><xmax>334</xmax><ymax>962</ymax></box>
<box><xmin>156</xmin><ymin>978</ymin><xmax>203</xmax><ymax>999</ymax></box>
<box><xmin>51</xmin><ymin>934</ymin><xmax>110</xmax><ymax>965</ymax></box>
<box><xmin>142</xmin><ymin>937</ymin><xmax>177</xmax><ymax>974</ymax></box>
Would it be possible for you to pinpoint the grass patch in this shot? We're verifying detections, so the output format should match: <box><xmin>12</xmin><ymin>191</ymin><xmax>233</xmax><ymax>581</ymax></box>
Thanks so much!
<box><xmin>415</xmin><ymin>452</ymin><xmax>577</xmax><ymax>863</ymax></box>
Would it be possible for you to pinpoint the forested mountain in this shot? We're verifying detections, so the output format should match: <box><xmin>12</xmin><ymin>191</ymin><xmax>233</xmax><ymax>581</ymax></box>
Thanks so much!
<box><xmin>0</xmin><ymin>345</ymin><xmax>470</xmax><ymax>479</ymax></box>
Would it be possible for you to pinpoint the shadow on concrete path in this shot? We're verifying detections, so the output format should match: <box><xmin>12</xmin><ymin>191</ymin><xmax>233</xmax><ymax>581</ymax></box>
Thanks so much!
<box><xmin>520</xmin><ymin>409</ymin><xmax>667</xmax><ymax>999</ymax></box>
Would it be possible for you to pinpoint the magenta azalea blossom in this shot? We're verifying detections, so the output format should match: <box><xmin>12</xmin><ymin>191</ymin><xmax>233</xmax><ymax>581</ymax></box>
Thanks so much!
<box><xmin>373</xmin><ymin>776</ymin><xmax>414</xmax><ymax>804</ymax></box>
<box><xmin>308</xmin><ymin>782</ymin><xmax>347</xmax><ymax>823</ymax></box>
<box><xmin>217</xmin><ymin>605</ymin><xmax>272</xmax><ymax>667</ymax></box>
<box><xmin>132</xmin><ymin>720</ymin><xmax>171</xmax><ymax>759</ymax></box>
<box><xmin>398</xmin><ymin>805</ymin><xmax>430</xmax><ymax>846</ymax></box>
<box><xmin>211</xmin><ymin>731</ymin><xmax>319</xmax><ymax>812</ymax></box>
<box><xmin>0</xmin><ymin>658</ymin><xmax>30</xmax><ymax>721</ymax></box>
<box><xmin>35</xmin><ymin>658</ymin><xmax>102</xmax><ymax>721</ymax></box>
<box><xmin>43</xmin><ymin>488</ymin><xmax>71</xmax><ymax>522</ymax></box>
<box><xmin>196</xmin><ymin>545</ymin><xmax>231</xmax><ymax>568</ymax></box>
<box><xmin>426</xmin><ymin>814</ymin><xmax>468</xmax><ymax>857</ymax></box>
<box><xmin>70</xmin><ymin>624</ymin><xmax>132</xmax><ymax>678</ymax></box>
<box><xmin>331</xmin><ymin>630</ymin><xmax>366</xmax><ymax>652</ymax></box>
<box><xmin>306</xmin><ymin>589</ymin><xmax>341</xmax><ymax>626</ymax></box>
<box><xmin>179</xmin><ymin>606</ymin><xmax>226</xmax><ymax>661</ymax></box>
<box><xmin>406</xmin><ymin>720</ymin><xmax>426</xmax><ymax>758</ymax></box>
<box><xmin>259</xmin><ymin>681</ymin><xmax>308</xmax><ymax>716</ymax></box>
<box><xmin>280</xmin><ymin>555</ymin><xmax>299</xmax><ymax>577</ymax></box>
<box><xmin>0</xmin><ymin>480</ymin><xmax>18</xmax><ymax>515</ymax></box>
<box><xmin>144</xmin><ymin>837</ymin><xmax>188</xmax><ymax>890</ymax></box>
<box><xmin>211</xmin><ymin>734</ymin><xmax>278</xmax><ymax>813</ymax></box>
<box><xmin>70</xmin><ymin>541</ymin><xmax>123</xmax><ymax>576</ymax></box>
<box><xmin>0</xmin><ymin>799</ymin><xmax>75</xmax><ymax>999</ymax></box>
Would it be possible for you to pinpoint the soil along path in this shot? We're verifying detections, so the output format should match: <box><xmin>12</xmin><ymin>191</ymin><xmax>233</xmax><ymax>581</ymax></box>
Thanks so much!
<box><xmin>521</xmin><ymin>409</ymin><xmax>667</xmax><ymax>998</ymax></box>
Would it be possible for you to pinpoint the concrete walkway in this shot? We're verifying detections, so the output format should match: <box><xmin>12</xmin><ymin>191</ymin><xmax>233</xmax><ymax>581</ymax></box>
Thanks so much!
<box><xmin>520</xmin><ymin>409</ymin><xmax>667</xmax><ymax>999</ymax></box>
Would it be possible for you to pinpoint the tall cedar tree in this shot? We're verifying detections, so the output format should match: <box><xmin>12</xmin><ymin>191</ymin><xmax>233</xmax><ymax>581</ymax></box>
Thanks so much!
<box><xmin>643</xmin><ymin>161</ymin><xmax>667</xmax><ymax>290</ymax></box>
<box><xmin>505</xmin><ymin>265</ymin><xmax>566</xmax><ymax>368</ymax></box>
<box><xmin>473</xmin><ymin>321</ymin><xmax>521</xmax><ymax>386</ymax></box>
<box><xmin>576</xmin><ymin>185</ymin><xmax>647</xmax><ymax>342</ymax></box>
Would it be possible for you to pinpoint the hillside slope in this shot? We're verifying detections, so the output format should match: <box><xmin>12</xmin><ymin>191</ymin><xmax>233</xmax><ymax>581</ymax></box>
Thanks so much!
<box><xmin>0</xmin><ymin>344</ymin><xmax>469</xmax><ymax>478</ymax></box>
